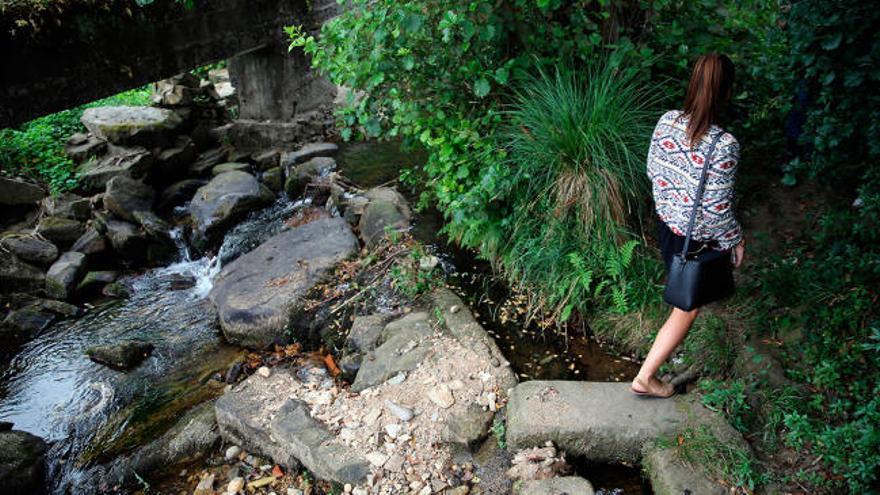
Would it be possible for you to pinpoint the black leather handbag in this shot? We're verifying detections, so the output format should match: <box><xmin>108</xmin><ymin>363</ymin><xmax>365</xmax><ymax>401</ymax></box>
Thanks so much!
<box><xmin>663</xmin><ymin>133</ymin><xmax>735</xmax><ymax>311</ymax></box>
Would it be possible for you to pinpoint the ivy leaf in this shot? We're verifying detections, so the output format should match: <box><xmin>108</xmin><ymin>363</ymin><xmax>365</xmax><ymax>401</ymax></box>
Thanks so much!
<box><xmin>473</xmin><ymin>78</ymin><xmax>491</xmax><ymax>98</ymax></box>
<box><xmin>493</xmin><ymin>67</ymin><xmax>509</xmax><ymax>85</ymax></box>
<box><xmin>402</xmin><ymin>55</ymin><xmax>416</xmax><ymax>71</ymax></box>
<box><xmin>402</xmin><ymin>13</ymin><xmax>424</xmax><ymax>34</ymax></box>
<box><xmin>821</xmin><ymin>71</ymin><xmax>836</xmax><ymax>86</ymax></box>
<box><xmin>364</xmin><ymin>118</ymin><xmax>382</xmax><ymax>138</ymax></box>
<box><xmin>821</xmin><ymin>33</ymin><xmax>842</xmax><ymax>51</ymax></box>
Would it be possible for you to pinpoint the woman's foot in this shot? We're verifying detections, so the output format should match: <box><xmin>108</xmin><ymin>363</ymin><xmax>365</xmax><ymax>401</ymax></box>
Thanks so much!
<box><xmin>630</xmin><ymin>375</ymin><xmax>675</xmax><ymax>398</ymax></box>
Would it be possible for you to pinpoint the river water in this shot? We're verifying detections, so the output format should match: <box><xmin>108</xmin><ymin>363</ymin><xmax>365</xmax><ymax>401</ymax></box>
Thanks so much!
<box><xmin>0</xmin><ymin>140</ymin><xmax>649</xmax><ymax>494</ymax></box>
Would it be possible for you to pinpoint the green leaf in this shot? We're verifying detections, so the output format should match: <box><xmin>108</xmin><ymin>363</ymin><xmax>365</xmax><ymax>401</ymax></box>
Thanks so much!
<box><xmin>473</xmin><ymin>78</ymin><xmax>491</xmax><ymax>98</ymax></box>
<box><xmin>821</xmin><ymin>33</ymin><xmax>842</xmax><ymax>51</ymax></box>
<box><xmin>402</xmin><ymin>13</ymin><xmax>424</xmax><ymax>33</ymax></box>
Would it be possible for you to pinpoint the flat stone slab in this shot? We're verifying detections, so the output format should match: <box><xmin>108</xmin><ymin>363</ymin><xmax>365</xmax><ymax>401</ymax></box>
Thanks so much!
<box><xmin>506</xmin><ymin>381</ymin><xmax>687</xmax><ymax>463</ymax></box>
<box><xmin>271</xmin><ymin>399</ymin><xmax>371</xmax><ymax>484</ymax></box>
<box><xmin>215</xmin><ymin>370</ymin><xmax>369</xmax><ymax>484</ymax></box>
<box><xmin>81</xmin><ymin>106</ymin><xmax>182</xmax><ymax>146</ymax></box>
<box><xmin>76</xmin><ymin>145</ymin><xmax>154</xmax><ymax>194</ymax></box>
<box><xmin>280</xmin><ymin>142</ymin><xmax>338</xmax><ymax>168</ymax></box>
<box><xmin>431</xmin><ymin>288</ymin><xmax>518</xmax><ymax>391</ymax></box>
<box><xmin>209</xmin><ymin>217</ymin><xmax>358</xmax><ymax>348</ymax></box>
<box><xmin>350</xmin><ymin>312</ymin><xmax>436</xmax><ymax>392</ymax></box>
<box><xmin>516</xmin><ymin>476</ymin><xmax>595</xmax><ymax>495</ymax></box>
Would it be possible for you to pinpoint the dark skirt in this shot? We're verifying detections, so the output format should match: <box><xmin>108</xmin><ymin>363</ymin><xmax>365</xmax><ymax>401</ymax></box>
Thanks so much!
<box><xmin>656</xmin><ymin>217</ymin><xmax>733</xmax><ymax>309</ymax></box>
<box><xmin>656</xmin><ymin>217</ymin><xmax>715</xmax><ymax>269</ymax></box>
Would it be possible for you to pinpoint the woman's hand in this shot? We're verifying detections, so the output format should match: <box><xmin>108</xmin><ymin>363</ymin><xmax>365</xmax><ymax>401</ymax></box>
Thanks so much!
<box><xmin>732</xmin><ymin>240</ymin><xmax>745</xmax><ymax>268</ymax></box>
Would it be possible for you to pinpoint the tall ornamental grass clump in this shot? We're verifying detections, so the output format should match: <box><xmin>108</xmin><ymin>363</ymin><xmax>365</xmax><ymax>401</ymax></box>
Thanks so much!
<box><xmin>492</xmin><ymin>63</ymin><xmax>662</xmax><ymax>320</ymax></box>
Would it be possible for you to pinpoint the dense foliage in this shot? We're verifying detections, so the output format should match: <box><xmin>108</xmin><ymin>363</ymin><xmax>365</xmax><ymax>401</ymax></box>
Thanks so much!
<box><xmin>784</xmin><ymin>0</ymin><xmax>880</xmax><ymax>187</ymax></box>
<box><xmin>294</xmin><ymin>0</ymin><xmax>877</xmax><ymax>491</ymax></box>
<box><xmin>289</xmin><ymin>0</ymin><xmax>666</xmax><ymax>321</ymax></box>
<box><xmin>0</xmin><ymin>87</ymin><xmax>150</xmax><ymax>192</ymax></box>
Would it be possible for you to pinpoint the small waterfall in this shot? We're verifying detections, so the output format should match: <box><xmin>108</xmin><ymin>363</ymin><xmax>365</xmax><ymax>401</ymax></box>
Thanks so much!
<box><xmin>155</xmin><ymin>227</ymin><xmax>221</xmax><ymax>300</ymax></box>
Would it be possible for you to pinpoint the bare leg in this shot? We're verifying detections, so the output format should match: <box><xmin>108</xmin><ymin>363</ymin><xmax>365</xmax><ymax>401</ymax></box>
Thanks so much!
<box><xmin>633</xmin><ymin>307</ymin><xmax>699</xmax><ymax>390</ymax></box>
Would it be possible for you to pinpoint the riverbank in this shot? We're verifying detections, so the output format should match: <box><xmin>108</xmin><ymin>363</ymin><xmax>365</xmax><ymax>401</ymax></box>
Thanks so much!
<box><xmin>1</xmin><ymin>72</ymin><xmax>750</xmax><ymax>495</ymax></box>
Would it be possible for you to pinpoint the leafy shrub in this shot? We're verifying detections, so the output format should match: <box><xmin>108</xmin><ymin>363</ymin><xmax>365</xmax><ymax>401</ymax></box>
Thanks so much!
<box><xmin>746</xmin><ymin>173</ymin><xmax>880</xmax><ymax>491</ymax></box>
<box><xmin>784</xmin><ymin>0</ymin><xmax>880</xmax><ymax>187</ymax></box>
<box><xmin>291</xmin><ymin>0</ymin><xmax>665</xmax><ymax>320</ymax></box>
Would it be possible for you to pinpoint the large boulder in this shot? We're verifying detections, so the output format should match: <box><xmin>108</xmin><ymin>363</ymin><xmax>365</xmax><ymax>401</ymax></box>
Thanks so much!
<box><xmin>0</xmin><ymin>177</ymin><xmax>45</xmax><ymax>206</ymax></box>
<box><xmin>104</xmin><ymin>175</ymin><xmax>155</xmax><ymax>222</ymax></box>
<box><xmin>35</xmin><ymin>216</ymin><xmax>84</xmax><ymax>246</ymax></box>
<box><xmin>0</xmin><ymin>236</ymin><xmax>58</xmax><ymax>265</ymax></box>
<box><xmin>189</xmin><ymin>171</ymin><xmax>274</xmax><ymax>251</ymax></box>
<box><xmin>209</xmin><ymin>217</ymin><xmax>358</xmax><ymax>348</ymax></box>
<box><xmin>76</xmin><ymin>145</ymin><xmax>154</xmax><ymax>194</ymax></box>
<box><xmin>81</xmin><ymin>106</ymin><xmax>183</xmax><ymax>147</ymax></box>
<box><xmin>0</xmin><ymin>251</ymin><xmax>45</xmax><ymax>295</ymax></box>
<box><xmin>0</xmin><ymin>429</ymin><xmax>48</xmax><ymax>494</ymax></box>
<box><xmin>46</xmin><ymin>251</ymin><xmax>87</xmax><ymax>299</ymax></box>
<box><xmin>358</xmin><ymin>187</ymin><xmax>412</xmax><ymax>247</ymax></box>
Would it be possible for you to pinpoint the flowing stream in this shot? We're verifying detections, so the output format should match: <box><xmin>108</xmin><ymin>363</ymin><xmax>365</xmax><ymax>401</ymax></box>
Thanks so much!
<box><xmin>0</xmin><ymin>141</ymin><xmax>650</xmax><ymax>494</ymax></box>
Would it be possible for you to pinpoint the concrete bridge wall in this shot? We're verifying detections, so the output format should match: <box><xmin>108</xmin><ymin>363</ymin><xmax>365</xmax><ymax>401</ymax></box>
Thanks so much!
<box><xmin>0</xmin><ymin>0</ymin><xmax>338</xmax><ymax>129</ymax></box>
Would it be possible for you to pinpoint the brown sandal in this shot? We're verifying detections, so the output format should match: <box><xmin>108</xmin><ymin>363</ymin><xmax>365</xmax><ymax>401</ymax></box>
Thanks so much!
<box><xmin>631</xmin><ymin>377</ymin><xmax>676</xmax><ymax>398</ymax></box>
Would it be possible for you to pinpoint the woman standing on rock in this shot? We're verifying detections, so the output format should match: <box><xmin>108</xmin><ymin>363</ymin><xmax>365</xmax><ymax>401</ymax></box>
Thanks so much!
<box><xmin>632</xmin><ymin>54</ymin><xmax>744</xmax><ymax>398</ymax></box>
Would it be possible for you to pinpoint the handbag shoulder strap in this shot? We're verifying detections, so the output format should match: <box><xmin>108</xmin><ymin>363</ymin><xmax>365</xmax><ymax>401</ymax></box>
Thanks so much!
<box><xmin>680</xmin><ymin>131</ymin><xmax>724</xmax><ymax>257</ymax></box>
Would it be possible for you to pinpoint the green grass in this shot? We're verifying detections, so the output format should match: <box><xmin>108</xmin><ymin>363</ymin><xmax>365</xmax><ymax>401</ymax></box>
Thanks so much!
<box><xmin>490</xmin><ymin>61</ymin><xmax>664</xmax><ymax>322</ymax></box>
<box><xmin>671</xmin><ymin>425</ymin><xmax>769</xmax><ymax>492</ymax></box>
<box><xmin>0</xmin><ymin>86</ymin><xmax>151</xmax><ymax>192</ymax></box>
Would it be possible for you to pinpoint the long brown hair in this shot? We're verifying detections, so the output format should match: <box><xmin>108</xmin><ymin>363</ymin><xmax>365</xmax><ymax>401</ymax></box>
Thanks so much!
<box><xmin>682</xmin><ymin>53</ymin><xmax>735</xmax><ymax>145</ymax></box>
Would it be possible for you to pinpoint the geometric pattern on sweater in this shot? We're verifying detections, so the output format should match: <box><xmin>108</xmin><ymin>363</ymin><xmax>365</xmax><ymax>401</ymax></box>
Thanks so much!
<box><xmin>646</xmin><ymin>110</ymin><xmax>743</xmax><ymax>251</ymax></box>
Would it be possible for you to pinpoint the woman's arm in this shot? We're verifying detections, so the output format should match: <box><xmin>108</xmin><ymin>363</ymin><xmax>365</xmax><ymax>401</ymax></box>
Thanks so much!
<box><xmin>702</xmin><ymin>134</ymin><xmax>743</xmax><ymax>251</ymax></box>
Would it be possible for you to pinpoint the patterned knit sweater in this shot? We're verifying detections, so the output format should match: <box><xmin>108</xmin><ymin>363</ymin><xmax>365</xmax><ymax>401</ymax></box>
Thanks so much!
<box><xmin>647</xmin><ymin>110</ymin><xmax>743</xmax><ymax>250</ymax></box>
